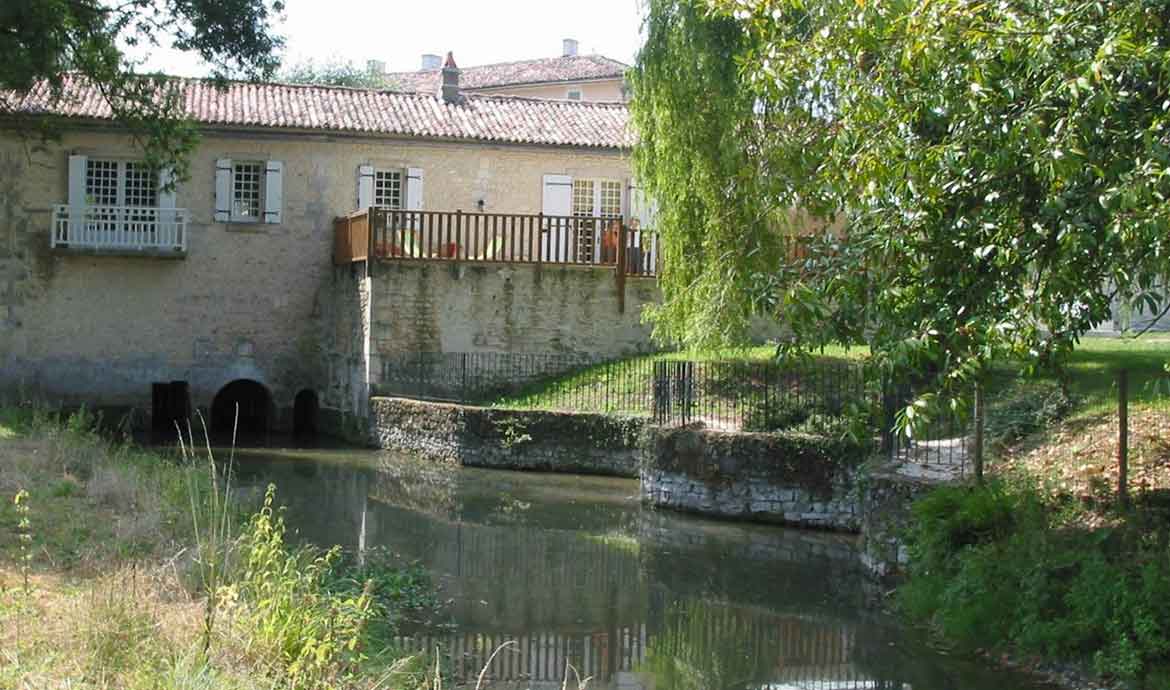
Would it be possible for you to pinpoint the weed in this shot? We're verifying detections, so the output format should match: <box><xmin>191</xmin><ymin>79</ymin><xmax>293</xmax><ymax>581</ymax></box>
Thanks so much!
<box><xmin>494</xmin><ymin>417</ymin><xmax>532</xmax><ymax>449</ymax></box>
<box><xmin>219</xmin><ymin>484</ymin><xmax>373</xmax><ymax>689</ymax></box>
<box><xmin>13</xmin><ymin>489</ymin><xmax>32</xmax><ymax>595</ymax></box>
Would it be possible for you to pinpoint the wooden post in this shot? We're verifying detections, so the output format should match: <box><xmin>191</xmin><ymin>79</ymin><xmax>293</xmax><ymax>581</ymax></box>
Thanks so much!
<box><xmin>366</xmin><ymin>209</ymin><xmax>377</xmax><ymax>277</ymax></box>
<box><xmin>615</xmin><ymin>222</ymin><xmax>628</xmax><ymax>314</ymax></box>
<box><xmin>1119</xmin><ymin>368</ymin><xmax>1130</xmax><ymax>509</ymax></box>
<box><xmin>972</xmin><ymin>383</ymin><xmax>985</xmax><ymax>485</ymax></box>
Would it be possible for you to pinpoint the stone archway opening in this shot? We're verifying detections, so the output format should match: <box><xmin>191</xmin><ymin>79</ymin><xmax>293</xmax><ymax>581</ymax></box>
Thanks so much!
<box><xmin>211</xmin><ymin>379</ymin><xmax>271</xmax><ymax>435</ymax></box>
<box><xmin>293</xmin><ymin>389</ymin><xmax>319</xmax><ymax>437</ymax></box>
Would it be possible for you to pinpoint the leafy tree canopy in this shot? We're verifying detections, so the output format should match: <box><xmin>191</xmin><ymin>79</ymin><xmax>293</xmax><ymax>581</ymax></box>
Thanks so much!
<box><xmin>1</xmin><ymin>0</ymin><xmax>285</xmax><ymax>179</ymax></box>
<box><xmin>278</xmin><ymin>58</ymin><xmax>385</xmax><ymax>88</ymax></box>
<box><xmin>632</xmin><ymin>0</ymin><xmax>1170</xmax><ymax>396</ymax></box>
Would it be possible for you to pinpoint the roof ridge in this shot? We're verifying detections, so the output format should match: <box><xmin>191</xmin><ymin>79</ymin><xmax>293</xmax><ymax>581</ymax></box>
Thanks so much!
<box><xmin>463</xmin><ymin>92</ymin><xmax>629</xmax><ymax>108</ymax></box>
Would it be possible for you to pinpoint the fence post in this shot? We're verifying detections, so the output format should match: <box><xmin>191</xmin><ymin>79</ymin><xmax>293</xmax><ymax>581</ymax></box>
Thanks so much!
<box><xmin>1119</xmin><ymin>368</ymin><xmax>1130</xmax><ymax>509</ymax></box>
<box><xmin>653</xmin><ymin>360</ymin><xmax>667</xmax><ymax>424</ymax></box>
<box><xmin>615</xmin><ymin>222</ymin><xmax>628</xmax><ymax>314</ymax></box>
<box><xmin>972</xmin><ymin>383</ymin><xmax>985</xmax><ymax>485</ymax></box>
<box><xmin>461</xmin><ymin>353</ymin><xmax>468</xmax><ymax>403</ymax></box>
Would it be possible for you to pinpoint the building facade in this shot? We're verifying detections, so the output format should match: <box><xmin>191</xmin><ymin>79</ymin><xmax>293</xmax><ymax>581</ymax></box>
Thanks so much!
<box><xmin>0</xmin><ymin>75</ymin><xmax>645</xmax><ymax>435</ymax></box>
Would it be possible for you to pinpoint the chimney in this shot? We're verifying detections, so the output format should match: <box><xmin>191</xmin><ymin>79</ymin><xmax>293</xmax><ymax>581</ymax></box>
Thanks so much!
<box><xmin>420</xmin><ymin>53</ymin><xmax>442</xmax><ymax>70</ymax></box>
<box><xmin>562</xmin><ymin>38</ymin><xmax>579</xmax><ymax>57</ymax></box>
<box><xmin>439</xmin><ymin>52</ymin><xmax>461</xmax><ymax>103</ymax></box>
<box><xmin>366</xmin><ymin>59</ymin><xmax>386</xmax><ymax>75</ymax></box>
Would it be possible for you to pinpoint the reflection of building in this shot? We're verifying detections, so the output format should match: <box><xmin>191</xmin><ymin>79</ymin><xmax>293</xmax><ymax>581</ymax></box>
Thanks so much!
<box><xmin>254</xmin><ymin>456</ymin><xmax>920</xmax><ymax>690</ymax></box>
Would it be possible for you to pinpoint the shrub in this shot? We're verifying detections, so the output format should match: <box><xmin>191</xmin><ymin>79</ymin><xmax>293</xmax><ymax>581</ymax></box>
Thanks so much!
<box><xmin>900</xmin><ymin>482</ymin><xmax>1170</xmax><ymax>685</ymax></box>
<box><xmin>984</xmin><ymin>380</ymin><xmax>1073</xmax><ymax>450</ymax></box>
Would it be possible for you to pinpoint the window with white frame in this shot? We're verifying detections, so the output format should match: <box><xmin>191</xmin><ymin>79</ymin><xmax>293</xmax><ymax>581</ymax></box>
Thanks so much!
<box><xmin>599</xmin><ymin>180</ymin><xmax>622</xmax><ymax>218</ymax></box>
<box><xmin>374</xmin><ymin>169</ymin><xmax>403</xmax><ymax>209</ymax></box>
<box><xmin>571</xmin><ymin>179</ymin><xmax>595</xmax><ymax>217</ymax></box>
<box><xmin>571</xmin><ymin>178</ymin><xmax>623</xmax><ymax>217</ymax></box>
<box><xmin>232</xmin><ymin>161</ymin><xmax>263</xmax><ymax>220</ymax></box>
<box><xmin>85</xmin><ymin>159</ymin><xmax>157</xmax><ymax>208</ymax></box>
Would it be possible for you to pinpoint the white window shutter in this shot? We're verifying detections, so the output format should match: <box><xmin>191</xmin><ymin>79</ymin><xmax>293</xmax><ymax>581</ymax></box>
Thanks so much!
<box><xmin>357</xmin><ymin>164</ymin><xmax>374</xmax><ymax>210</ymax></box>
<box><xmin>405</xmin><ymin>167</ymin><xmax>424</xmax><ymax>211</ymax></box>
<box><xmin>157</xmin><ymin>166</ymin><xmax>177</xmax><ymax>208</ymax></box>
<box><xmin>541</xmin><ymin>174</ymin><xmax>572</xmax><ymax>216</ymax></box>
<box><xmin>66</xmin><ymin>154</ymin><xmax>88</xmax><ymax>243</ymax></box>
<box><xmin>214</xmin><ymin>158</ymin><xmax>232</xmax><ymax>222</ymax></box>
<box><xmin>541</xmin><ymin>174</ymin><xmax>573</xmax><ymax>261</ymax></box>
<box><xmin>264</xmin><ymin>160</ymin><xmax>283</xmax><ymax>224</ymax></box>
<box><xmin>68</xmin><ymin>155</ymin><xmax>88</xmax><ymax>206</ymax></box>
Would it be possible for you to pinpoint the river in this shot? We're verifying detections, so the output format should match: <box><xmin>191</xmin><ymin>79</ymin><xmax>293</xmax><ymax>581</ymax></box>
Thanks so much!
<box><xmin>227</xmin><ymin>442</ymin><xmax>1047</xmax><ymax>690</ymax></box>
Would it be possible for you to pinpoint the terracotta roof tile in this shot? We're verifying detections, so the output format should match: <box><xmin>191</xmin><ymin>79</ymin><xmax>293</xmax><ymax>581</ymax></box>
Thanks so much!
<box><xmin>385</xmin><ymin>54</ymin><xmax>629</xmax><ymax>94</ymax></box>
<box><xmin>1</xmin><ymin>74</ymin><xmax>633</xmax><ymax>149</ymax></box>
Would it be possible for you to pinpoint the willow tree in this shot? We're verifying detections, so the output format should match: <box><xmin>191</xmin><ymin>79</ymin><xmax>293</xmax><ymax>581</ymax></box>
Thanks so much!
<box><xmin>632</xmin><ymin>0</ymin><xmax>1170</xmax><ymax>394</ymax></box>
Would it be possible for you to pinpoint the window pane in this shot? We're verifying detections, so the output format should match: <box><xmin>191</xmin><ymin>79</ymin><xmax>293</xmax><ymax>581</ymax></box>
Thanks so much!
<box><xmin>124</xmin><ymin>162</ymin><xmax>158</xmax><ymax>208</ymax></box>
<box><xmin>599</xmin><ymin>180</ymin><xmax>622</xmax><ymax>218</ymax></box>
<box><xmin>233</xmin><ymin>162</ymin><xmax>263</xmax><ymax>219</ymax></box>
<box><xmin>572</xmin><ymin>180</ymin><xmax>595</xmax><ymax>216</ymax></box>
<box><xmin>85</xmin><ymin>160</ymin><xmax>119</xmax><ymax>206</ymax></box>
<box><xmin>374</xmin><ymin>170</ymin><xmax>402</xmax><ymax>209</ymax></box>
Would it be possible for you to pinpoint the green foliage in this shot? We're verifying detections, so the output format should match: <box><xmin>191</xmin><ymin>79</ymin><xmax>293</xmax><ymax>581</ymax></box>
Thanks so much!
<box><xmin>631</xmin><ymin>0</ymin><xmax>785</xmax><ymax>349</ymax></box>
<box><xmin>901</xmin><ymin>482</ymin><xmax>1170</xmax><ymax>684</ymax></box>
<box><xmin>278</xmin><ymin>58</ymin><xmax>384</xmax><ymax>88</ymax></box>
<box><xmin>983</xmin><ymin>379</ymin><xmax>1074</xmax><ymax>450</ymax></box>
<box><xmin>634</xmin><ymin>0</ymin><xmax>1170</xmax><ymax>408</ymax></box>
<box><xmin>220</xmin><ymin>484</ymin><xmax>373</xmax><ymax>690</ymax></box>
<box><xmin>1</xmin><ymin>0</ymin><xmax>285</xmax><ymax>181</ymax></box>
<box><xmin>324</xmin><ymin>548</ymin><xmax>440</xmax><ymax>648</ymax></box>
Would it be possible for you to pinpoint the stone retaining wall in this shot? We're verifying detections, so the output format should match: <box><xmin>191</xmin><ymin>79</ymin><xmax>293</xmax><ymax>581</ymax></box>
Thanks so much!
<box><xmin>639</xmin><ymin>427</ymin><xmax>871</xmax><ymax>531</ymax></box>
<box><xmin>369</xmin><ymin>396</ymin><xmax>645</xmax><ymax>477</ymax></box>
<box><xmin>369</xmin><ymin>396</ymin><xmax>940</xmax><ymax>580</ymax></box>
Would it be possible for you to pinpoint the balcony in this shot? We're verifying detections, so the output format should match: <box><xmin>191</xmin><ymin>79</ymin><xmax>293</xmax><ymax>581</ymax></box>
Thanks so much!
<box><xmin>333</xmin><ymin>208</ymin><xmax>660</xmax><ymax>276</ymax></box>
<box><xmin>51</xmin><ymin>205</ymin><xmax>189</xmax><ymax>257</ymax></box>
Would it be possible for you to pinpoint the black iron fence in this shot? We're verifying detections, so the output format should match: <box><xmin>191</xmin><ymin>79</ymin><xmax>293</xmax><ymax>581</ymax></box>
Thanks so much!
<box><xmin>373</xmin><ymin>351</ymin><xmax>986</xmax><ymax>475</ymax></box>
<box><xmin>374</xmin><ymin>352</ymin><xmax>875</xmax><ymax>431</ymax></box>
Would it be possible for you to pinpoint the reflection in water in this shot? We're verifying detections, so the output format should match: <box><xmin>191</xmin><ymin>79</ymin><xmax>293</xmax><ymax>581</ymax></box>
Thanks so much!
<box><xmin>231</xmin><ymin>447</ymin><xmax>1045</xmax><ymax>690</ymax></box>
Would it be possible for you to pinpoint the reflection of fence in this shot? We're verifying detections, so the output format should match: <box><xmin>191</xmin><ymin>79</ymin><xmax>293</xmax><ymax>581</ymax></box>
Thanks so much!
<box><xmin>394</xmin><ymin>626</ymin><xmax>647</xmax><ymax>685</ymax></box>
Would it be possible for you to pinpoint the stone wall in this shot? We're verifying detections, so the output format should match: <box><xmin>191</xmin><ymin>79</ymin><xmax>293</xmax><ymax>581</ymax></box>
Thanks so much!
<box><xmin>368</xmin><ymin>262</ymin><xmax>658</xmax><ymax>369</ymax></box>
<box><xmin>317</xmin><ymin>264</ymin><xmax>372</xmax><ymax>442</ymax></box>
<box><xmin>639</xmin><ymin>427</ymin><xmax>870</xmax><ymax>531</ymax></box>
<box><xmin>369</xmin><ymin>396</ymin><xmax>645</xmax><ymax>477</ymax></box>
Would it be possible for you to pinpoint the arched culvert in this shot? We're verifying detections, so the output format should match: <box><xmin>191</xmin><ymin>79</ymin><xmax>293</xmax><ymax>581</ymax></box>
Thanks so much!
<box><xmin>211</xmin><ymin>379</ymin><xmax>271</xmax><ymax>435</ymax></box>
<box><xmin>293</xmin><ymin>389</ymin><xmax>319</xmax><ymax>437</ymax></box>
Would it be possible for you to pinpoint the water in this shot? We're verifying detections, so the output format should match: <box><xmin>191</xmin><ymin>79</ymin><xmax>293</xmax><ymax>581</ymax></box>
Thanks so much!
<box><xmin>230</xmin><ymin>444</ymin><xmax>1047</xmax><ymax>690</ymax></box>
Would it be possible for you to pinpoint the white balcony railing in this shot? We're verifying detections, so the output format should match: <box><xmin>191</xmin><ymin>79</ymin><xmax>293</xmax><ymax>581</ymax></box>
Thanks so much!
<box><xmin>51</xmin><ymin>204</ymin><xmax>189</xmax><ymax>253</ymax></box>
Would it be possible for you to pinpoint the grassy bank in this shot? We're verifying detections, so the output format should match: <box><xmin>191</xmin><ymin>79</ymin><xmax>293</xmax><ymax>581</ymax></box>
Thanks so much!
<box><xmin>0</xmin><ymin>408</ymin><xmax>441</xmax><ymax>690</ymax></box>
<box><xmin>900</xmin><ymin>336</ymin><xmax>1170</xmax><ymax>688</ymax></box>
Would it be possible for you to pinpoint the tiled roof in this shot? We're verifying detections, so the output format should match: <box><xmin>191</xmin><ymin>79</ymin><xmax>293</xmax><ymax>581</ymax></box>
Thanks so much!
<box><xmin>1</xmin><ymin>74</ymin><xmax>634</xmax><ymax>149</ymax></box>
<box><xmin>385</xmin><ymin>54</ymin><xmax>629</xmax><ymax>94</ymax></box>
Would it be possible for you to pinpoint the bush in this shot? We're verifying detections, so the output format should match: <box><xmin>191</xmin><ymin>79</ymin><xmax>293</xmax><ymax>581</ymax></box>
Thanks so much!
<box><xmin>900</xmin><ymin>482</ymin><xmax>1170</xmax><ymax>686</ymax></box>
<box><xmin>984</xmin><ymin>380</ymin><xmax>1073</xmax><ymax>450</ymax></box>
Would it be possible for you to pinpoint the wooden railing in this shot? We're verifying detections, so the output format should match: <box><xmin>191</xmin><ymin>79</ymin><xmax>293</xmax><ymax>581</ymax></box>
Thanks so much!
<box><xmin>333</xmin><ymin>210</ymin><xmax>370</xmax><ymax>265</ymax></box>
<box><xmin>52</xmin><ymin>204</ymin><xmax>188</xmax><ymax>253</ymax></box>
<box><xmin>333</xmin><ymin>208</ymin><xmax>660</xmax><ymax>278</ymax></box>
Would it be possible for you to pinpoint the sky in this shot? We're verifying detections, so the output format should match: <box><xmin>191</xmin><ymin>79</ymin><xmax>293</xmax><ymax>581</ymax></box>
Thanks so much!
<box><xmin>137</xmin><ymin>0</ymin><xmax>648</xmax><ymax>77</ymax></box>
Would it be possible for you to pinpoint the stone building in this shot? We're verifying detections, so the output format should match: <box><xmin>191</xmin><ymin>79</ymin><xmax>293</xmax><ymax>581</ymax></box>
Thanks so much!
<box><xmin>0</xmin><ymin>63</ymin><xmax>653</xmax><ymax>437</ymax></box>
<box><xmin>380</xmin><ymin>39</ymin><xmax>630</xmax><ymax>102</ymax></box>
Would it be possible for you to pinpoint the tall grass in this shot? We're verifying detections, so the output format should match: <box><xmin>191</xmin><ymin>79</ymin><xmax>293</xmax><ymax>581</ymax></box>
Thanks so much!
<box><xmin>0</xmin><ymin>406</ymin><xmax>451</xmax><ymax>690</ymax></box>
